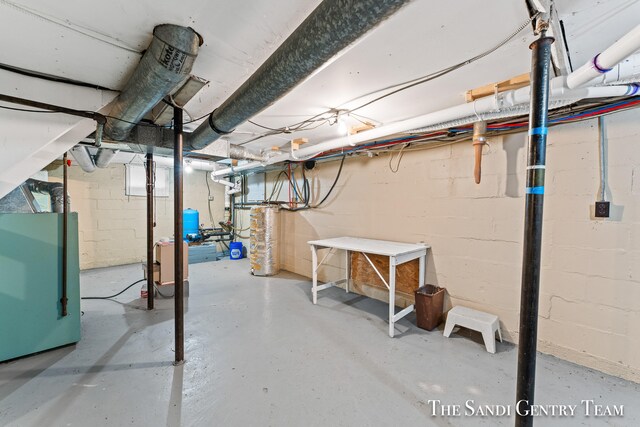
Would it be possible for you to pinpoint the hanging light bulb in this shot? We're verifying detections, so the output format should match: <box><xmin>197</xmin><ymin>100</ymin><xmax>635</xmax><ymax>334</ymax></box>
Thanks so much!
<box><xmin>184</xmin><ymin>159</ymin><xmax>193</xmax><ymax>173</ymax></box>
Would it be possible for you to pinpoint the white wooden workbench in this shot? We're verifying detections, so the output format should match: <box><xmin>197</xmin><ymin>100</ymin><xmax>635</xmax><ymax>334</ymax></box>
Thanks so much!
<box><xmin>308</xmin><ymin>237</ymin><xmax>430</xmax><ymax>337</ymax></box>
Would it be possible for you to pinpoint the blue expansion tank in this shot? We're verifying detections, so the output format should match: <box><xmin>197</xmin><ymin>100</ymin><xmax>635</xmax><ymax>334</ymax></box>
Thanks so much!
<box><xmin>183</xmin><ymin>208</ymin><xmax>200</xmax><ymax>240</ymax></box>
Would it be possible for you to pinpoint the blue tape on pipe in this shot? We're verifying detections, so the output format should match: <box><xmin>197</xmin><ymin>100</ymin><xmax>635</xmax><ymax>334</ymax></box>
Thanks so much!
<box><xmin>626</xmin><ymin>83</ymin><xmax>639</xmax><ymax>96</ymax></box>
<box><xmin>592</xmin><ymin>53</ymin><xmax>613</xmax><ymax>73</ymax></box>
<box><xmin>526</xmin><ymin>186</ymin><xmax>545</xmax><ymax>195</ymax></box>
<box><xmin>529</xmin><ymin>127</ymin><xmax>548</xmax><ymax>136</ymax></box>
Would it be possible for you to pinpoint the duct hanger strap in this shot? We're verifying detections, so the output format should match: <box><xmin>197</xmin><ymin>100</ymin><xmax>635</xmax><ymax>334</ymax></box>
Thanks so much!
<box><xmin>208</xmin><ymin>110</ymin><xmax>234</xmax><ymax>135</ymax></box>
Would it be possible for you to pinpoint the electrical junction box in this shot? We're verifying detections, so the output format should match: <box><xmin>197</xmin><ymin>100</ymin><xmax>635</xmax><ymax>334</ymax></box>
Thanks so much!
<box><xmin>595</xmin><ymin>201</ymin><xmax>610</xmax><ymax>218</ymax></box>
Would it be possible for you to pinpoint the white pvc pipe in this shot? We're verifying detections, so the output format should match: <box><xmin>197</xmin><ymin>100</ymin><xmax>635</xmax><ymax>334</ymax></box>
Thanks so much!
<box><xmin>589</xmin><ymin>53</ymin><xmax>640</xmax><ymax>86</ymax></box>
<box><xmin>211</xmin><ymin>25</ymin><xmax>640</xmax><ymax>178</ymax></box>
<box><xmin>211</xmin><ymin>176</ymin><xmax>242</xmax><ymax>195</ymax></box>
<box><xmin>153</xmin><ymin>156</ymin><xmax>217</xmax><ymax>172</ymax></box>
<box><xmin>567</xmin><ymin>24</ymin><xmax>640</xmax><ymax>89</ymax></box>
<box><xmin>212</xmin><ymin>161</ymin><xmax>264</xmax><ymax>176</ymax></box>
<box><xmin>211</xmin><ymin>83</ymin><xmax>635</xmax><ymax>177</ymax></box>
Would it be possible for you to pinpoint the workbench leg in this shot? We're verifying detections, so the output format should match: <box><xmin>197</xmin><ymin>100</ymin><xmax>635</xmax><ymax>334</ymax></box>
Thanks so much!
<box><xmin>389</xmin><ymin>257</ymin><xmax>396</xmax><ymax>338</ymax></box>
<box><xmin>345</xmin><ymin>250</ymin><xmax>350</xmax><ymax>293</ymax></box>
<box><xmin>419</xmin><ymin>254</ymin><xmax>426</xmax><ymax>288</ymax></box>
<box><xmin>312</xmin><ymin>245</ymin><xmax>318</xmax><ymax>304</ymax></box>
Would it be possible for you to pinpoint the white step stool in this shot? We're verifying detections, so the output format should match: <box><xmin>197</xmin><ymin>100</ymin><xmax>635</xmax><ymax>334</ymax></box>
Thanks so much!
<box><xmin>443</xmin><ymin>306</ymin><xmax>502</xmax><ymax>353</ymax></box>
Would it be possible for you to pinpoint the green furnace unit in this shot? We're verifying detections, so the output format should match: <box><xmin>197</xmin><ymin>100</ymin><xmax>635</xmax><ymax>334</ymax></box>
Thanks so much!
<box><xmin>0</xmin><ymin>213</ymin><xmax>81</xmax><ymax>362</ymax></box>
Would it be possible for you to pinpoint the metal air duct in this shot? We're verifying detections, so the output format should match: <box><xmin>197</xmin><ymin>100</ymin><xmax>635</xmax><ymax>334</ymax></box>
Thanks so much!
<box><xmin>104</xmin><ymin>24</ymin><xmax>202</xmax><ymax>141</ymax></box>
<box><xmin>69</xmin><ymin>146</ymin><xmax>96</xmax><ymax>173</ymax></box>
<box><xmin>187</xmin><ymin>0</ymin><xmax>411</xmax><ymax>151</ymax></box>
<box><xmin>26</xmin><ymin>179</ymin><xmax>67</xmax><ymax>213</ymax></box>
<box><xmin>94</xmin><ymin>148</ymin><xmax>119</xmax><ymax>168</ymax></box>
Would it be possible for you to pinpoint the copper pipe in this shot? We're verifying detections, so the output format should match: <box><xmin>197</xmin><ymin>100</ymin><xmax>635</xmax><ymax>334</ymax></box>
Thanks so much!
<box><xmin>472</xmin><ymin>121</ymin><xmax>487</xmax><ymax>184</ymax></box>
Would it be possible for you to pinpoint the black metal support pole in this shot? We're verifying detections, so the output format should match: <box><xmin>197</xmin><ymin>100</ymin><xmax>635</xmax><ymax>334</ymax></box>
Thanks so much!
<box><xmin>230</xmin><ymin>192</ymin><xmax>235</xmax><ymax>241</ymax></box>
<box><xmin>146</xmin><ymin>152</ymin><xmax>155</xmax><ymax>310</ymax></box>
<box><xmin>515</xmin><ymin>32</ymin><xmax>554</xmax><ymax>427</ymax></box>
<box><xmin>174</xmin><ymin>107</ymin><xmax>185</xmax><ymax>364</ymax></box>
<box><xmin>61</xmin><ymin>152</ymin><xmax>69</xmax><ymax>317</ymax></box>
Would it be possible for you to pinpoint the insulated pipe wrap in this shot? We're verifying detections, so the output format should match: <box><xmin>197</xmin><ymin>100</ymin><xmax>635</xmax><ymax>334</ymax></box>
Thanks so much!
<box><xmin>104</xmin><ymin>24</ymin><xmax>202</xmax><ymax>140</ymax></box>
<box><xmin>250</xmin><ymin>206</ymin><xmax>280</xmax><ymax>276</ymax></box>
<box><xmin>228</xmin><ymin>145</ymin><xmax>265</xmax><ymax>161</ymax></box>
<box><xmin>188</xmin><ymin>0</ymin><xmax>411</xmax><ymax>150</ymax></box>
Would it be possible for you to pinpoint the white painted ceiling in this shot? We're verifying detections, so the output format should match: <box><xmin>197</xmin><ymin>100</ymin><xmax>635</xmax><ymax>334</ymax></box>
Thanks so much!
<box><xmin>1</xmin><ymin>0</ymin><xmax>639</xmax><ymax>153</ymax></box>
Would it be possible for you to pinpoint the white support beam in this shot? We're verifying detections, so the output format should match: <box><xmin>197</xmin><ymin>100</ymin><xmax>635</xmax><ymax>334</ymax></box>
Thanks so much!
<box><xmin>0</xmin><ymin>70</ymin><xmax>116</xmax><ymax>198</ymax></box>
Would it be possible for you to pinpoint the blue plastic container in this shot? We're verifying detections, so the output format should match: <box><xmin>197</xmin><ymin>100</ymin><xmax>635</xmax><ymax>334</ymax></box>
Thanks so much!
<box><xmin>230</xmin><ymin>241</ymin><xmax>243</xmax><ymax>260</ymax></box>
<box><xmin>183</xmin><ymin>208</ymin><xmax>199</xmax><ymax>240</ymax></box>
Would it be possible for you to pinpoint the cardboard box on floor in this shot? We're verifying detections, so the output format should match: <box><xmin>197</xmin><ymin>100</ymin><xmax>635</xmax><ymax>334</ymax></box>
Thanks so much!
<box><xmin>155</xmin><ymin>241</ymin><xmax>189</xmax><ymax>285</ymax></box>
<box><xmin>141</xmin><ymin>261</ymin><xmax>190</xmax><ymax>297</ymax></box>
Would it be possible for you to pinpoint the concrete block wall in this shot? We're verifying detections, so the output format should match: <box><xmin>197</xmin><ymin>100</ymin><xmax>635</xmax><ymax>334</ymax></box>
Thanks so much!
<box><xmin>254</xmin><ymin>109</ymin><xmax>640</xmax><ymax>383</ymax></box>
<box><xmin>48</xmin><ymin>162</ymin><xmax>225</xmax><ymax>270</ymax></box>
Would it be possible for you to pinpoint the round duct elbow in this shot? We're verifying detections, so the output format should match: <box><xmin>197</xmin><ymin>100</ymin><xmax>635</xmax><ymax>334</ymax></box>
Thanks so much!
<box><xmin>94</xmin><ymin>148</ymin><xmax>119</xmax><ymax>168</ymax></box>
<box><xmin>104</xmin><ymin>24</ymin><xmax>202</xmax><ymax>141</ymax></box>
<box><xmin>69</xmin><ymin>146</ymin><xmax>96</xmax><ymax>173</ymax></box>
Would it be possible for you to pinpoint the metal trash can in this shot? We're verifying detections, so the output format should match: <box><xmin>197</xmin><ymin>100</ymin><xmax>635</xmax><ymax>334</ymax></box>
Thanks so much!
<box><xmin>415</xmin><ymin>285</ymin><xmax>445</xmax><ymax>331</ymax></box>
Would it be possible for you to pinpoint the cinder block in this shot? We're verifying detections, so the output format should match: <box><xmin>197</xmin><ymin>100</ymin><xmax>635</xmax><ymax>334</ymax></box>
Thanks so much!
<box><xmin>549</xmin><ymin>296</ymin><xmax>631</xmax><ymax>335</ymax></box>
<box><xmin>451</xmin><ymin>174</ymin><xmax>501</xmax><ymax>198</ymax></box>
<box><xmin>584</xmin><ymin>276</ymin><xmax>640</xmax><ymax>311</ymax></box>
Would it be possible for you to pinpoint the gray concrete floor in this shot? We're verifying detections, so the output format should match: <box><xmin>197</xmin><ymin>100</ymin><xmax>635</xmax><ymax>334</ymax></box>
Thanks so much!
<box><xmin>1</xmin><ymin>259</ymin><xmax>638</xmax><ymax>426</ymax></box>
